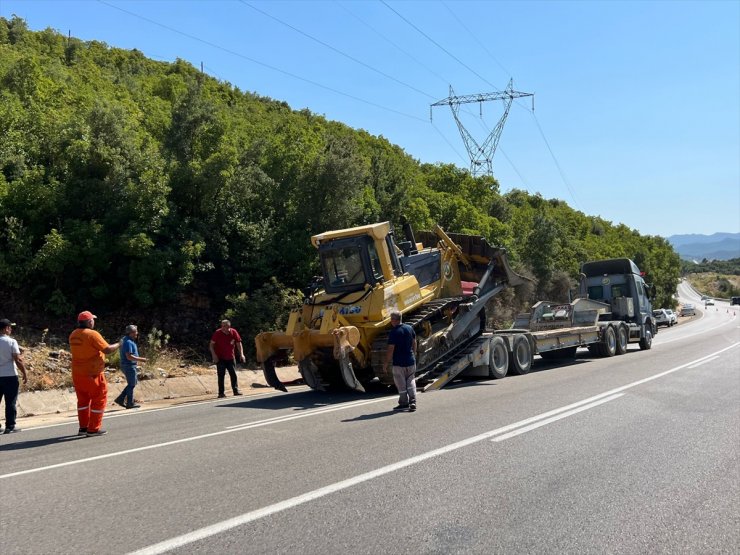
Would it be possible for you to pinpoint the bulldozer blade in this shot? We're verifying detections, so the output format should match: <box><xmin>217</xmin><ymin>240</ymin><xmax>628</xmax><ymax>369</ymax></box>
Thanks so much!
<box><xmin>262</xmin><ymin>358</ymin><xmax>288</xmax><ymax>392</ymax></box>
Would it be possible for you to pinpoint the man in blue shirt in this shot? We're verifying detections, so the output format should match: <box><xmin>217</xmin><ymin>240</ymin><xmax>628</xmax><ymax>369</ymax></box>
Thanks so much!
<box><xmin>114</xmin><ymin>325</ymin><xmax>147</xmax><ymax>409</ymax></box>
<box><xmin>383</xmin><ymin>311</ymin><xmax>417</xmax><ymax>412</ymax></box>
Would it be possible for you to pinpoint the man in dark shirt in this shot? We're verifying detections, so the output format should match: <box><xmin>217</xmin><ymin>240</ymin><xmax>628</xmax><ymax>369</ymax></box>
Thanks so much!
<box><xmin>383</xmin><ymin>311</ymin><xmax>417</xmax><ymax>412</ymax></box>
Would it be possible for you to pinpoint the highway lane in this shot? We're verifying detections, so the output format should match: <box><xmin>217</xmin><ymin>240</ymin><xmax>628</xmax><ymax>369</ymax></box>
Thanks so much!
<box><xmin>1</xmin><ymin>306</ymin><xmax>738</xmax><ymax>554</ymax></box>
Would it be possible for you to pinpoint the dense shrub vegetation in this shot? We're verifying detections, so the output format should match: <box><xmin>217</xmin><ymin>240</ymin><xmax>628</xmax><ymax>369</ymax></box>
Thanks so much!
<box><xmin>0</xmin><ymin>18</ymin><xmax>681</xmax><ymax>353</ymax></box>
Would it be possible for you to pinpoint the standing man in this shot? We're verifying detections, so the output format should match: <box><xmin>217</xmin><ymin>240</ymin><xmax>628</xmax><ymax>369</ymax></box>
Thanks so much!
<box><xmin>114</xmin><ymin>325</ymin><xmax>146</xmax><ymax>410</ymax></box>
<box><xmin>69</xmin><ymin>311</ymin><xmax>119</xmax><ymax>437</ymax></box>
<box><xmin>383</xmin><ymin>311</ymin><xmax>417</xmax><ymax>412</ymax></box>
<box><xmin>209</xmin><ymin>319</ymin><xmax>245</xmax><ymax>398</ymax></box>
<box><xmin>0</xmin><ymin>319</ymin><xmax>28</xmax><ymax>434</ymax></box>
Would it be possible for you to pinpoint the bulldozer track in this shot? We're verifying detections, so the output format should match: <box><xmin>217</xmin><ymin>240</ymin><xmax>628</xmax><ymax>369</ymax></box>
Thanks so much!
<box><xmin>370</xmin><ymin>297</ymin><xmax>481</xmax><ymax>385</ymax></box>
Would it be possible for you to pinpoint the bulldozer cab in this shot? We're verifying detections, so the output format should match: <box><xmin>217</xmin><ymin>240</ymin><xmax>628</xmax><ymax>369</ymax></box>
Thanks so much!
<box><xmin>313</xmin><ymin>222</ymin><xmax>399</xmax><ymax>294</ymax></box>
<box><xmin>318</xmin><ymin>236</ymin><xmax>384</xmax><ymax>293</ymax></box>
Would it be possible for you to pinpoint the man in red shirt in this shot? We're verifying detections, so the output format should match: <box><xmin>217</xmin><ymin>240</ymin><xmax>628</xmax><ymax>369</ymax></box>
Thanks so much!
<box><xmin>209</xmin><ymin>319</ymin><xmax>245</xmax><ymax>398</ymax></box>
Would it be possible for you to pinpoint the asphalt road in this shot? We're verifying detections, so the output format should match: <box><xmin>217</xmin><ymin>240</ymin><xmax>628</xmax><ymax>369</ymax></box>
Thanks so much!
<box><xmin>1</xmin><ymin>295</ymin><xmax>738</xmax><ymax>554</ymax></box>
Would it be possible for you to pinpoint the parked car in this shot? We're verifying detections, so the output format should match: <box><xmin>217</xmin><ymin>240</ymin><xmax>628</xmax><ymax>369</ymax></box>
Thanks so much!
<box><xmin>680</xmin><ymin>304</ymin><xmax>696</xmax><ymax>317</ymax></box>
<box><xmin>665</xmin><ymin>309</ymin><xmax>678</xmax><ymax>325</ymax></box>
<box><xmin>705</xmin><ymin>298</ymin><xmax>715</xmax><ymax>306</ymax></box>
<box><xmin>732</xmin><ymin>296</ymin><xmax>740</xmax><ymax>306</ymax></box>
<box><xmin>653</xmin><ymin>309</ymin><xmax>672</xmax><ymax>327</ymax></box>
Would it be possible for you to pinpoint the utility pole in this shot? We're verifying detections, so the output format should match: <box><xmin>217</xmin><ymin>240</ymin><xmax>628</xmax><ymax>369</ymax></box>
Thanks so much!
<box><xmin>431</xmin><ymin>79</ymin><xmax>533</xmax><ymax>177</ymax></box>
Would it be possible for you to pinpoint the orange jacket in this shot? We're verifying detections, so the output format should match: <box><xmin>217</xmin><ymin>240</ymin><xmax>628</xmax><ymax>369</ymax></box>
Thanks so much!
<box><xmin>69</xmin><ymin>328</ymin><xmax>109</xmax><ymax>376</ymax></box>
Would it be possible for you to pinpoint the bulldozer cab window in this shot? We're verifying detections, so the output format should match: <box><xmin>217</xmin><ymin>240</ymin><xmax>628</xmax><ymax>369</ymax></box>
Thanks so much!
<box><xmin>368</xmin><ymin>242</ymin><xmax>383</xmax><ymax>281</ymax></box>
<box><xmin>322</xmin><ymin>246</ymin><xmax>365</xmax><ymax>290</ymax></box>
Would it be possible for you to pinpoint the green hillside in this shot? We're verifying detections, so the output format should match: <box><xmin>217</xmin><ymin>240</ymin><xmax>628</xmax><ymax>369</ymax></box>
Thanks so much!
<box><xmin>0</xmin><ymin>17</ymin><xmax>680</xmax><ymax>349</ymax></box>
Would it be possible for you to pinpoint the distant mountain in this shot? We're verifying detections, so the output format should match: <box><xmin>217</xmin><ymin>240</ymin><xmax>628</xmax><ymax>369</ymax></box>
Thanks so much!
<box><xmin>668</xmin><ymin>233</ymin><xmax>740</xmax><ymax>261</ymax></box>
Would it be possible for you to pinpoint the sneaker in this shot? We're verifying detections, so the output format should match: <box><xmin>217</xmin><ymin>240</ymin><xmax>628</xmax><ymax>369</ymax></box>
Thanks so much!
<box><xmin>217</xmin><ymin>393</ymin><xmax>226</xmax><ymax>399</ymax></box>
<box><xmin>3</xmin><ymin>427</ymin><xmax>20</xmax><ymax>434</ymax></box>
<box><xmin>233</xmin><ymin>390</ymin><xmax>243</xmax><ymax>396</ymax></box>
<box><xmin>393</xmin><ymin>404</ymin><xmax>409</xmax><ymax>411</ymax></box>
<box><xmin>78</xmin><ymin>427</ymin><xmax>88</xmax><ymax>436</ymax></box>
<box><xmin>86</xmin><ymin>429</ymin><xmax>108</xmax><ymax>437</ymax></box>
<box><xmin>125</xmin><ymin>403</ymin><xmax>141</xmax><ymax>409</ymax></box>
<box><xmin>409</xmin><ymin>403</ymin><xmax>417</xmax><ymax>412</ymax></box>
<box><xmin>113</xmin><ymin>398</ymin><xmax>126</xmax><ymax>408</ymax></box>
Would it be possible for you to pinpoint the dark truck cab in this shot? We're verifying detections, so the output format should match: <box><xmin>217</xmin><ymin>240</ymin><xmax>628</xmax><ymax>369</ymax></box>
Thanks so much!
<box><xmin>580</xmin><ymin>258</ymin><xmax>656</xmax><ymax>349</ymax></box>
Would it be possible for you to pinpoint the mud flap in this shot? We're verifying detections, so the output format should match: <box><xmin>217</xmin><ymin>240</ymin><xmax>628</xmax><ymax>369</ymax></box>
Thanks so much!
<box><xmin>262</xmin><ymin>357</ymin><xmax>288</xmax><ymax>392</ymax></box>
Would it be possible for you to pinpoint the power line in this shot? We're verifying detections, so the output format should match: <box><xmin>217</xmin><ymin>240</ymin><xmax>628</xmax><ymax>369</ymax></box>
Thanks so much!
<box><xmin>440</xmin><ymin>1</ymin><xmax>513</xmax><ymax>80</ymax></box>
<box><xmin>336</xmin><ymin>1</ymin><xmax>450</xmax><ymax>88</ymax></box>
<box><xmin>530</xmin><ymin>112</ymin><xmax>582</xmax><ymax>210</ymax></box>
<box><xmin>96</xmin><ymin>0</ymin><xmax>427</xmax><ymax>123</ymax></box>
<box><xmin>380</xmin><ymin>0</ymin><xmax>502</xmax><ymax>93</ymax></box>
<box><xmin>240</xmin><ymin>0</ymin><xmax>435</xmax><ymax>100</ymax></box>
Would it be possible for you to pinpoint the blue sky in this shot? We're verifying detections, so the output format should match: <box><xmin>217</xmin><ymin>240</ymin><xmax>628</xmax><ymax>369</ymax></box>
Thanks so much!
<box><xmin>2</xmin><ymin>0</ymin><xmax>738</xmax><ymax>238</ymax></box>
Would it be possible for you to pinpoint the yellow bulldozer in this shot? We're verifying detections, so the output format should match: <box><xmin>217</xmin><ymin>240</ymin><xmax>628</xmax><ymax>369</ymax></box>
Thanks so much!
<box><xmin>255</xmin><ymin>220</ymin><xmax>524</xmax><ymax>392</ymax></box>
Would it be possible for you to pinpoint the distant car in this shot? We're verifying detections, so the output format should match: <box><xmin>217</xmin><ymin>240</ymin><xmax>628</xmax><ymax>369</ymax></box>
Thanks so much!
<box><xmin>680</xmin><ymin>304</ymin><xmax>696</xmax><ymax>317</ymax></box>
<box><xmin>665</xmin><ymin>309</ymin><xmax>678</xmax><ymax>325</ymax></box>
<box><xmin>653</xmin><ymin>309</ymin><xmax>672</xmax><ymax>327</ymax></box>
<box><xmin>701</xmin><ymin>295</ymin><xmax>708</xmax><ymax>301</ymax></box>
<box><xmin>732</xmin><ymin>296</ymin><xmax>740</xmax><ymax>306</ymax></box>
<box><xmin>705</xmin><ymin>298</ymin><xmax>715</xmax><ymax>306</ymax></box>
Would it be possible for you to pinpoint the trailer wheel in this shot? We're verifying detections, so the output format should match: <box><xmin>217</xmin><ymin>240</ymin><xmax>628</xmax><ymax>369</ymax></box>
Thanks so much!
<box><xmin>600</xmin><ymin>325</ymin><xmax>617</xmax><ymax>357</ymax></box>
<box><xmin>509</xmin><ymin>335</ymin><xmax>533</xmax><ymax>375</ymax></box>
<box><xmin>615</xmin><ymin>325</ymin><xmax>628</xmax><ymax>355</ymax></box>
<box><xmin>639</xmin><ymin>326</ymin><xmax>653</xmax><ymax>350</ymax></box>
<box><xmin>488</xmin><ymin>336</ymin><xmax>509</xmax><ymax>379</ymax></box>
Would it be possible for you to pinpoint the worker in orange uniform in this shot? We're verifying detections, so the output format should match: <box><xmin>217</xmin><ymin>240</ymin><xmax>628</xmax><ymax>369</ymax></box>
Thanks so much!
<box><xmin>69</xmin><ymin>311</ymin><xmax>120</xmax><ymax>437</ymax></box>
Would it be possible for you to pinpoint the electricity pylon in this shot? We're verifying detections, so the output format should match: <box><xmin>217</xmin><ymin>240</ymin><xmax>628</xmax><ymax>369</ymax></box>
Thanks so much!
<box><xmin>431</xmin><ymin>79</ymin><xmax>533</xmax><ymax>177</ymax></box>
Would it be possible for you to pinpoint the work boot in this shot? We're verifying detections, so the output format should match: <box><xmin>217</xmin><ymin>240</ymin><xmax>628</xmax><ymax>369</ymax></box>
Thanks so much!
<box><xmin>409</xmin><ymin>403</ymin><xmax>417</xmax><ymax>412</ymax></box>
<box><xmin>113</xmin><ymin>397</ymin><xmax>126</xmax><ymax>408</ymax></box>
<box><xmin>218</xmin><ymin>393</ymin><xmax>226</xmax><ymax>399</ymax></box>
<box><xmin>78</xmin><ymin>427</ymin><xmax>88</xmax><ymax>436</ymax></box>
<box><xmin>393</xmin><ymin>404</ymin><xmax>409</xmax><ymax>411</ymax></box>
<box><xmin>233</xmin><ymin>390</ymin><xmax>243</xmax><ymax>396</ymax></box>
<box><xmin>3</xmin><ymin>426</ymin><xmax>21</xmax><ymax>434</ymax></box>
<box><xmin>125</xmin><ymin>403</ymin><xmax>141</xmax><ymax>409</ymax></box>
<box><xmin>86</xmin><ymin>429</ymin><xmax>108</xmax><ymax>437</ymax></box>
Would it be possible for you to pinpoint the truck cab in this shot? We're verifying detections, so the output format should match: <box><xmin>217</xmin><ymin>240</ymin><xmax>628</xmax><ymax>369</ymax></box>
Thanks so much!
<box><xmin>580</xmin><ymin>258</ymin><xmax>656</xmax><ymax>348</ymax></box>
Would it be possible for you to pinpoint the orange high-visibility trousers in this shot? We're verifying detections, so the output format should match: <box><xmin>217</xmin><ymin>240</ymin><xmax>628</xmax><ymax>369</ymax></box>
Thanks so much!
<box><xmin>73</xmin><ymin>372</ymin><xmax>108</xmax><ymax>432</ymax></box>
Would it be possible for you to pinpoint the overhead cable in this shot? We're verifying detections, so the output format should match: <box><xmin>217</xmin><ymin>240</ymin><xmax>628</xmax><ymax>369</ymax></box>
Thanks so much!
<box><xmin>96</xmin><ymin>0</ymin><xmax>427</xmax><ymax>122</ymax></box>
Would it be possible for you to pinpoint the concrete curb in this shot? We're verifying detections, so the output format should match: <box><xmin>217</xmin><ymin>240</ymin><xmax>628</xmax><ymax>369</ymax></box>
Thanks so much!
<box><xmin>16</xmin><ymin>366</ymin><xmax>301</xmax><ymax>419</ymax></box>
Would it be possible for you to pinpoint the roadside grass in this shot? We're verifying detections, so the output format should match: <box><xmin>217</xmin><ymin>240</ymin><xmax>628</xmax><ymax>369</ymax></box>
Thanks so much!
<box><xmin>687</xmin><ymin>272</ymin><xmax>740</xmax><ymax>299</ymax></box>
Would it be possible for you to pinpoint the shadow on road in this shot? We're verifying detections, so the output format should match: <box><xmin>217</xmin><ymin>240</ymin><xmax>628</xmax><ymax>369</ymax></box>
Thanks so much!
<box><xmin>0</xmin><ymin>433</ymin><xmax>83</xmax><ymax>451</ymax></box>
<box><xmin>341</xmin><ymin>410</ymin><xmax>401</xmax><ymax>422</ymax></box>
<box><xmin>216</xmin><ymin>387</ymin><xmax>394</xmax><ymax>412</ymax></box>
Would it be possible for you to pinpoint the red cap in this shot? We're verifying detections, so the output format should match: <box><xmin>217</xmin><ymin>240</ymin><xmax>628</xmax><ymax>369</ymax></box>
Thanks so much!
<box><xmin>77</xmin><ymin>310</ymin><xmax>97</xmax><ymax>322</ymax></box>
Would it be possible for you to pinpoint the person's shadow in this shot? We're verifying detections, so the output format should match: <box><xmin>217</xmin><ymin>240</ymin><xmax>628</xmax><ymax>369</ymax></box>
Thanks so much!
<box><xmin>341</xmin><ymin>410</ymin><xmax>402</xmax><ymax>422</ymax></box>
<box><xmin>0</xmin><ymin>434</ymin><xmax>83</xmax><ymax>451</ymax></box>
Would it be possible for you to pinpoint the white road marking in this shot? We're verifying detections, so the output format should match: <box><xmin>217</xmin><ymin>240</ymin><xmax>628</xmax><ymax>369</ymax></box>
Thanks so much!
<box><xmin>687</xmin><ymin>355</ymin><xmax>720</xmax><ymax>369</ymax></box>
<box><xmin>24</xmin><ymin>387</ymin><xmax>306</xmax><ymax>432</ymax></box>
<box><xmin>225</xmin><ymin>397</ymin><xmax>392</xmax><ymax>430</ymax></box>
<box><xmin>128</xmin><ymin>341</ymin><xmax>739</xmax><ymax>555</ymax></box>
<box><xmin>0</xmin><ymin>396</ymin><xmax>389</xmax><ymax>480</ymax></box>
<box><xmin>492</xmin><ymin>393</ymin><xmax>624</xmax><ymax>442</ymax></box>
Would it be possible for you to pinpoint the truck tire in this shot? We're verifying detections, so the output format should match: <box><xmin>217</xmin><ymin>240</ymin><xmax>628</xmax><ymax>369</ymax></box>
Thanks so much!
<box><xmin>639</xmin><ymin>326</ymin><xmax>653</xmax><ymax>350</ymax></box>
<box><xmin>600</xmin><ymin>325</ymin><xmax>617</xmax><ymax>357</ymax></box>
<box><xmin>615</xmin><ymin>325</ymin><xmax>628</xmax><ymax>355</ymax></box>
<box><xmin>509</xmin><ymin>335</ymin><xmax>533</xmax><ymax>375</ymax></box>
<box><xmin>488</xmin><ymin>336</ymin><xmax>509</xmax><ymax>379</ymax></box>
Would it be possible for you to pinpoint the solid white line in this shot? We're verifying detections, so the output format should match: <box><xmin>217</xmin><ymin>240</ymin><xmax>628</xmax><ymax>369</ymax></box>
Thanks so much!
<box><xmin>225</xmin><ymin>397</ymin><xmax>391</xmax><ymax>430</ymax></box>
<box><xmin>24</xmin><ymin>388</ymin><xmax>302</xmax><ymax>432</ymax></box>
<box><xmin>687</xmin><ymin>355</ymin><xmax>719</xmax><ymax>369</ymax></box>
<box><xmin>492</xmin><ymin>393</ymin><xmax>624</xmax><ymax>442</ymax></box>
<box><xmin>128</xmin><ymin>341</ymin><xmax>739</xmax><ymax>555</ymax></box>
<box><xmin>0</xmin><ymin>396</ymin><xmax>388</xmax><ymax>480</ymax></box>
